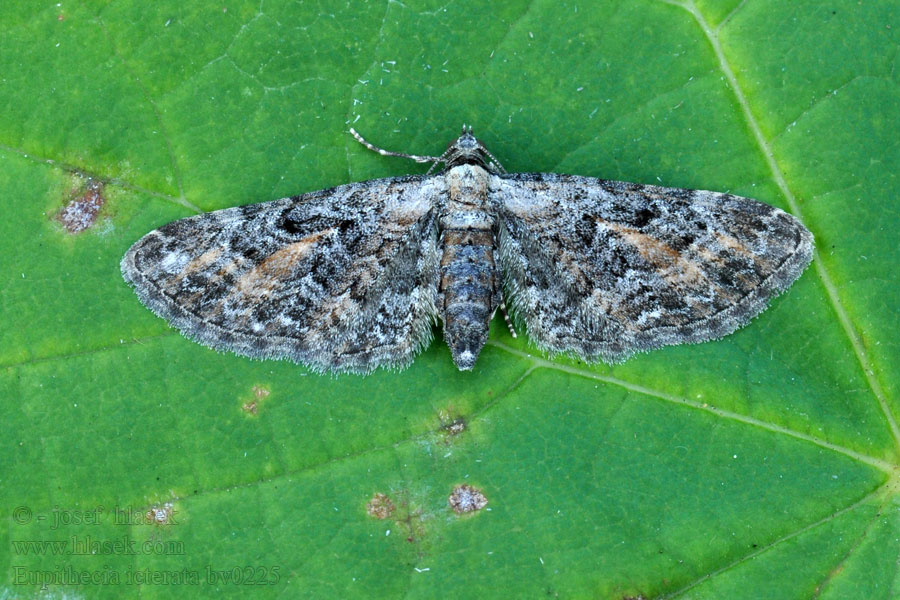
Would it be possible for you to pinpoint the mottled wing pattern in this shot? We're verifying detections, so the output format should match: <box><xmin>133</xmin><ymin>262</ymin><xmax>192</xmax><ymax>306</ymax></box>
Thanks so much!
<box><xmin>494</xmin><ymin>173</ymin><xmax>814</xmax><ymax>362</ymax></box>
<box><xmin>121</xmin><ymin>176</ymin><xmax>444</xmax><ymax>373</ymax></box>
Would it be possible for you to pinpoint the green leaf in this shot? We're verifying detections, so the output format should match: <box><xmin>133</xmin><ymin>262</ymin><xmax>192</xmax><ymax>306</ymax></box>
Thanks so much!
<box><xmin>2</xmin><ymin>1</ymin><xmax>898</xmax><ymax>598</ymax></box>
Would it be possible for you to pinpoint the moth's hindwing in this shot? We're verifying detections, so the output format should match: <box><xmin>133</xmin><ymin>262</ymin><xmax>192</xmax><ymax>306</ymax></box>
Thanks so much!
<box><xmin>121</xmin><ymin>176</ymin><xmax>443</xmax><ymax>373</ymax></box>
<box><xmin>494</xmin><ymin>173</ymin><xmax>814</xmax><ymax>363</ymax></box>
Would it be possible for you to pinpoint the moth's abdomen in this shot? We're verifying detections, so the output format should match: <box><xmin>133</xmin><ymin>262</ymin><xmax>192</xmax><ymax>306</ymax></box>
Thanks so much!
<box><xmin>440</xmin><ymin>226</ymin><xmax>497</xmax><ymax>370</ymax></box>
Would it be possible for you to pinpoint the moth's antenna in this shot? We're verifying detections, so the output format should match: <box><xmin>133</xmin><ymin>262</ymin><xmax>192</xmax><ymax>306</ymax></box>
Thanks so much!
<box><xmin>482</xmin><ymin>146</ymin><xmax>507</xmax><ymax>174</ymax></box>
<box><xmin>424</xmin><ymin>145</ymin><xmax>458</xmax><ymax>176</ymax></box>
<box><xmin>349</xmin><ymin>128</ymin><xmax>442</xmax><ymax>165</ymax></box>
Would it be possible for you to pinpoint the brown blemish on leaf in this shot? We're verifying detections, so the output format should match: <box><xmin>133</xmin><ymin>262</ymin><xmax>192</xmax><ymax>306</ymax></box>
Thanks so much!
<box><xmin>365</xmin><ymin>491</ymin><xmax>430</xmax><ymax>548</ymax></box>
<box><xmin>366</xmin><ymin>493</ymin><xmax>395</xmax><ymax>520</ymax></box>
<box><xmin>436</xmin><ymin>409</ymin><xmax>467</xmax><ymax>444</ymax></box>
<box><xmin>448</xmin><ymin>484</ymin><xmax>488</xmax><ymax>515</ymax></box>
<box><xmin>398</xmin><ymin>505</ymin><xmax>427</xmax><ymax>544</ymax></box>
<box><xmin>241</xmin><ymin>385</ymin><xmax>270</xmax><ymax>415</ymax></box>
<box><xmin>145</xmin><ymin>502</ymin><xmax>175</xmax><ymax>526</ymax></box>
<box><xmin>56</xmin><ymin>177</ymin><xmax>105</xmax><ymax>234</ymax></box>
<box><xmin>443</xmin><ymin>417</ymin><xmax>466</xmax><ymax>436</ymax></box>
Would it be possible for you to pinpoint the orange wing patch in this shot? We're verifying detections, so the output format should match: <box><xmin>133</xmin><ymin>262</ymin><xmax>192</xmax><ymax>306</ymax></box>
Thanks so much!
<box><xmin>604</xmin><ymin>221</ymin><xmax>707</xmax><ymax>288</ymax></box>
<box><xmin>236</xmin><ymin>229</ymin><xmax>335</xmax><ymax>297</ymax></box>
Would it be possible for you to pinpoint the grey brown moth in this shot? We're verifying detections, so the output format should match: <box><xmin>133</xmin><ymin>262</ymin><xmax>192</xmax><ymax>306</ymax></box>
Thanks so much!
<box><xmin>121</xmin><ymin>126</ymin><xmax>813</xmax><ymax>373</ymax></box>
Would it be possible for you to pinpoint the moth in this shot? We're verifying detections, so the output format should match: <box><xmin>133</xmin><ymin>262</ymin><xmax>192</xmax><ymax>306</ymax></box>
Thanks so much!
<box><xmin>121</xmin><ymin>126</ymin><xmax>814</xmax><ymax>373</ymax></box>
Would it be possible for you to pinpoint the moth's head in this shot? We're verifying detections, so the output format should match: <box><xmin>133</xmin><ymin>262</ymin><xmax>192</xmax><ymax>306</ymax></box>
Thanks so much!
<box><xmin>441</xmin><ymin>125</ymin><xmax>501</xmax><ymax>173</ymax></box>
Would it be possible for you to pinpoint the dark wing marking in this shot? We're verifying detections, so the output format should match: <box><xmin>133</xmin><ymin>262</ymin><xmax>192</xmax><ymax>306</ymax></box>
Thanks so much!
<box><xmin>493</xmin><ymin>173</ymin><xmax>814</xmax><ymax>363</ymax></box>
<box><xmin>122</xmin><ymin>176</ymin><xmax>444</xmax><ymax>373</ymax></box>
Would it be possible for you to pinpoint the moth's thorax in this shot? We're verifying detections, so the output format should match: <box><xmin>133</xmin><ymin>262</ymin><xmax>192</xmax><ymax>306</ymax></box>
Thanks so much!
<box><xmin>440</xmin><ymin>164</ymin><xmax>495</xmax><ymax>230</ymax></box>
<box><xmin>446</xmin><ymin>164</ymin><xmax>491</xmax><ymax>205</ymax></box>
